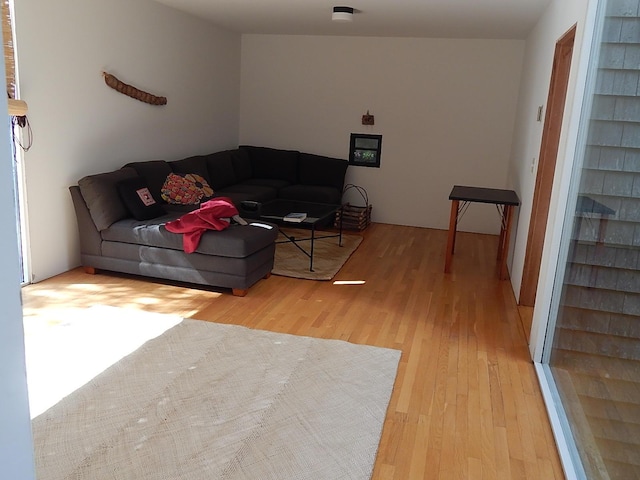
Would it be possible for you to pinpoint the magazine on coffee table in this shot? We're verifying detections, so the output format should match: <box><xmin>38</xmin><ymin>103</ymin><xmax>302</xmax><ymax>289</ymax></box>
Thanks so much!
<box><xmin>283</xmin><ymin>212</ymin><xmax>307</xmax><ymax>223</ymax></box>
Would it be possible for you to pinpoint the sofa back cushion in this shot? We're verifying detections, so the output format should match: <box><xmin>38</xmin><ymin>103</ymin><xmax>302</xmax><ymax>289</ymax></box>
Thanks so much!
<box><xmin>168</xmin><ymin>155</ymin><xmax>211</xmax><ymax>184</ymax></box>
<box><xmin>231</xmin><ymin>148</ymin><xmax>252</xmax><ymax>182</ymax></box>
<box><xmin>204</xmin><ymin>150</ymin><xmax>238</xmax><ymax>190</ymax></box>
<box><xmin>116</xmin><ymin>176</ymin><xmax>166</xmax><ymax>220</ymax></box>
<box><xmin>298</xmin><ymin>153</ymin><xmax>348</xmax><ymax>191</ymax></box>
<box><xmin>124</xmin><ymin>160</ymin><xmax>173</xmax><ymax>203</ymax></box>
<box><xmin>241</xmin><ymin>146</ymin><xmax>299</xmax><ymax>184</ymax></box>
<box><xmin>78</xmin><ymin>167</ymin><xmax>138</xmax><ymax>230</ymax></box>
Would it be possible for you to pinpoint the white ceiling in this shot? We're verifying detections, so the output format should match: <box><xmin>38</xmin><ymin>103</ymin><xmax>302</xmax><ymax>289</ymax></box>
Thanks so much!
<box><xmin>154</xmin><ymin>0</ymin><xmax>552</xmax><ymax>39</ymax></box>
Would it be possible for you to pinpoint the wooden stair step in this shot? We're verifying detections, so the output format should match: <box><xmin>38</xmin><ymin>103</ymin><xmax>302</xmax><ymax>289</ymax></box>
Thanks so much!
<box><xmin>569</xmin><ymin>371</ymin><xmax>640</xmax><ymax>404</ymax></box>
<box><xmin>554</xmin><ymin>328</ymin><xmax>640</xmax><ymax>361</ymax></box>
<box><xmin>580</xmin><ymin>395</ymin><xmax>640</xmax><ymax>427</ymax></box>
<box><xmin>558</xmin><ymin>306</ymin><xmax>640</xmax><ymax>340</ymax></box>
<box><xmin>552</xmin><ymin>349</ymin><xmax>640</xmax><ymax>382</ymax></box>
<box><xmin>593</xmin><ymin>437</ymin><xmax>640</xmax><ymax>468</ymax></box>
<box><xmin>590</xmin><ymin>416</ymin><xmax>640</xmax><ymax>448</ymax></box>
<box><xmin>600</xmin><ymin>458</ymin><xmax>640</xmax><ymax>480</ymax></box>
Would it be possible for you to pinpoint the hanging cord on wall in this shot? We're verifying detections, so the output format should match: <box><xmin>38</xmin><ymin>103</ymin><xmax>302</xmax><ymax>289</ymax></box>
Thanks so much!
<box><xmin>7</xmin><ymin>92</ymin><xmax>33</xmax><ymax>152</ymax></box>
<box><xmin>11</xmin><ymin>114</ymin><xmax>32</xmax><ymax>152</ymax></box>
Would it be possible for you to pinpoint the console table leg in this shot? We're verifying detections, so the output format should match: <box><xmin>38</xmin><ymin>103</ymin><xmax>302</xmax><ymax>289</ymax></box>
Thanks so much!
<box><xmin>497</xmin><ymin>206</ymin><xmax>506</xmax><ymax>261</ymax></box>
<box><xmin>444</xmin><ymin>200</ymin><xmax>459</xmax><ymax>273</ymax></box>
<box><xmin>497</xmin><ymin>205</ymin><xmax>514</xmax><ymax>280</ymax></box>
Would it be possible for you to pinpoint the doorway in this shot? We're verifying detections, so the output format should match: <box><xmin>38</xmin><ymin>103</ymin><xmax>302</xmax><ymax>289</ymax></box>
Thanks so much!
<box><xmin>519</xmin><ymin>25</ymin><xmax>577</xmax><ymax>309</ymax></box>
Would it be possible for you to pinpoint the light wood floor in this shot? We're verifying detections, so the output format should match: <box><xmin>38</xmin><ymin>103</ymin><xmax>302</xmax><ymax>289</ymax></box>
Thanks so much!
<box><xmin>21</xmin><ymin>223</ymin><xmax>564</xmax><ymax>479</ymax></box>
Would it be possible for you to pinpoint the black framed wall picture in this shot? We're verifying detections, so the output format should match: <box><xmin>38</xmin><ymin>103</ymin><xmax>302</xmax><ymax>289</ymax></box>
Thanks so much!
<box><xmin>349</xmin><ymin>133</ymin><xmax>382</xmax><ymax>168</ymax></box>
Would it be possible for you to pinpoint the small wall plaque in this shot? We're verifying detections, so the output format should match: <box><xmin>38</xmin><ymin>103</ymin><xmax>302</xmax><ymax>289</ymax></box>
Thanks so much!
<box><xmin>361</xmin><ymin>110</ymin><xmax>375</xmax><ymax>125</ymax></box>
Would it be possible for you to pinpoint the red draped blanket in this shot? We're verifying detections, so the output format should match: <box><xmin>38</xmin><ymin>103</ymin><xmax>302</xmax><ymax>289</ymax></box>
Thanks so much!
<box><xmin>164</xmin><ymin>197</ymin><xmax>239</xmax><ymax>253</ymax></box>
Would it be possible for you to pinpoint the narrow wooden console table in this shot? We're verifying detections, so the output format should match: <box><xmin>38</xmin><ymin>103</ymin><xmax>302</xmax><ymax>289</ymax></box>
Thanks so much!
<box><xmin>444</xmin><ymin>185</ymin><xmax>520</xmax><ymax>280</ymax></box>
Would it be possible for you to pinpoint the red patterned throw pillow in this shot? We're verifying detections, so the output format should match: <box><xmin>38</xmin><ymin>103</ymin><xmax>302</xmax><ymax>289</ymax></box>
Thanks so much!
<box><xmin>161</xmin><ymin>173</ymin><xmax>214</xmax><ymax>205</ymax></box>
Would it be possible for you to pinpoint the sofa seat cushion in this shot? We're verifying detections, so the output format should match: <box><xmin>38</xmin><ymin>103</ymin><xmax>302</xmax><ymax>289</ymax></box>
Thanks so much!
<box><xmin>279</xmin><ymin>184</ymin><xmax>342</xmax><ymax>205</ymax></box>
<box><xmin>211</xmin><ymin>192</ymin><xmax>265</xmax><ymax>209</ymax></box>
<box><xmin>101</xmin><ymin>216</ymin><xmax>278</xmax><ymax>259</ymax></box>
<box><xmin>163</xmin><ymin>203</ymin><xmax>200</xmax><ymax>214</ymax></box>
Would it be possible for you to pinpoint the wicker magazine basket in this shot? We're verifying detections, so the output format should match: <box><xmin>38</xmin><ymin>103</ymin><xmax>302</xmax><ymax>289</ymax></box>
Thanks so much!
<box><xmin>334</xmin><ymin>184</ymin><xmax>372</xmax><ymax>231</ymax></box>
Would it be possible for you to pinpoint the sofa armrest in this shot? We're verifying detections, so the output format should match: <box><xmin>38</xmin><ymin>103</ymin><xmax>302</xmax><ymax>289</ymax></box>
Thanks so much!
<box><xmin>298</xmin><ymin>153</ymin><xmax>348</xmax><ymax>191</ymax></box>
<box><xmin>69</xmin><ymin>186</ymin><xmax>102</xmax><ymax>257</ymax></box>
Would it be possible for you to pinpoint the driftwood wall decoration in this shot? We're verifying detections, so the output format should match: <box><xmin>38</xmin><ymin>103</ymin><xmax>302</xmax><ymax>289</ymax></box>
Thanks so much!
<box><xmin>102</xmin><ymin>72</ymin><xmax>167</xmax><ymax>106</ymax></box>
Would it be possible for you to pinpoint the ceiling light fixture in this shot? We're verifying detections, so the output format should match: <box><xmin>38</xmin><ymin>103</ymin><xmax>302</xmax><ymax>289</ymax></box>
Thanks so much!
<box><xmin>332</xmin><ymin>6</ymin><xmax>354</xmax><ymax>22</ymax></box>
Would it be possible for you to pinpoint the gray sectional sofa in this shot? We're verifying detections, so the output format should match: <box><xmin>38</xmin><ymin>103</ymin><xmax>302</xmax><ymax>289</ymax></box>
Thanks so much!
<box><xmin>69</xmin><ymin>146</ymin><xmax>349</xmax><ymax>295</ymax></box>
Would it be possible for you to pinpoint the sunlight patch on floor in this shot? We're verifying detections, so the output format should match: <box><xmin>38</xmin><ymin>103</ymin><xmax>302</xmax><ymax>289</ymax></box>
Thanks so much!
<box><xmin>22</xmin><ymin>277</ymin><xmax>223</xmax><ymax>318</ymax></box>
<box><xmin>24</xmin><ymin>305</ymin><xmax>182</xmax><ymax>418</ymax></box>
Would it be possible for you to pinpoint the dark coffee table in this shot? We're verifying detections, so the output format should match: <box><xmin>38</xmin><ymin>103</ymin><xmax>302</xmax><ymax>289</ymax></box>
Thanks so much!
<box><xmin>255</xmin><ymin>199</ymin><xmax>343</xmax><ymax>272</ymax></box>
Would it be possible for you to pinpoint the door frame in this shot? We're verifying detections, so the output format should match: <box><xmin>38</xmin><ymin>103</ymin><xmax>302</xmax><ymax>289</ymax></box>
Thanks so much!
<box><xmin>519</xmin><ymin>25</ymin><xmax>577</xmax><ymax>307</ymax></box>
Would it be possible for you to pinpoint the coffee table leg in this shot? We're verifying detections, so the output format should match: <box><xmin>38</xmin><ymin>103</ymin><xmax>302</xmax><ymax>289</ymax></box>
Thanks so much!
<box><xmin>310</xmin><ymin>225</ymin><xmax>315</xmax><ymax>271</ymax></box>
<box><xmin>339</xmin><ymin>206</ymin><xmax>343</xmax><ymax>247</ymax></box>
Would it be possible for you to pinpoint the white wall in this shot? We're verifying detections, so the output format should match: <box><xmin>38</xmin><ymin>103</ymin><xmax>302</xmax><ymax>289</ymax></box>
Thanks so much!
<box><xmin>0</xmin><ymin>78</ymin><xmax>35</xmax><ymax>477</ymax></box>
<box><xmin>508</xmin><ymin>0</ymin><xmax>590</xmax><ymax>302</ymax></box>
<box><xmin>14</xmin><ymin>0</ymin><xmax>242</xmax><ymax>282</ymax></box>
<box><xmin>240</xmin><ymin>35</ymin><xmax>524</xmax><ymax>234</ymax></box>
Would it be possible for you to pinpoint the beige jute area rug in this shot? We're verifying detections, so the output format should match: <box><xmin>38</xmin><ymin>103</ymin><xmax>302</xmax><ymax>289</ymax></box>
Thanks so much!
<box><xmin>272</xmin><ymin>228</ymin><xmax>363</xmax><ymax>280</ymax></box>
<box><xmin>30</xmin><ymin>306</ymin><xmax>401</xmax><ymax>480</ymax></box>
